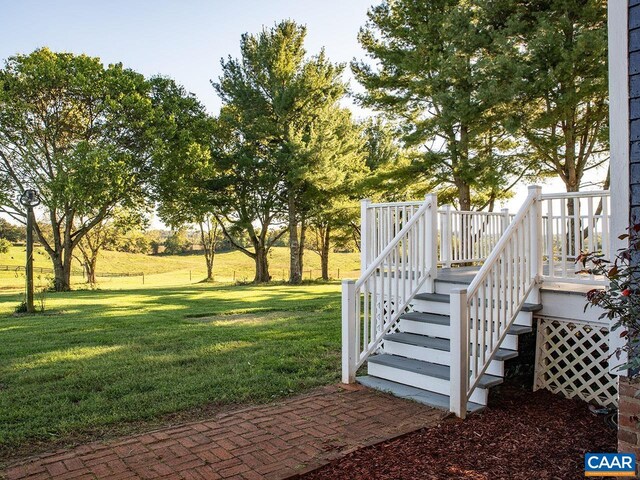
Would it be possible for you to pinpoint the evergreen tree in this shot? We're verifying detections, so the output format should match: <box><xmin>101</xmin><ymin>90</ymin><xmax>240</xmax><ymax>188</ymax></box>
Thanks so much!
<box><xmin>214</xmin><ymin>20</ymin><xmax>352</xmax><ymax>284</ymax></box>
<box><xmin>353</xmin><ymin>0</ymin><xmax>528</xmax><ymax>210</ymax></box>
<box><xmin>486</xmin><ymin>0</ymin><xmax>609</xmax><ymax>193</ymax></box>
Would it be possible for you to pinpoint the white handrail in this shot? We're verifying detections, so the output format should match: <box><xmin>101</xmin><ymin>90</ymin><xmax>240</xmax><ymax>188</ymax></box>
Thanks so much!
<box><xmin>342</xmin><ymin>194</ymin><xmax>438</xmax><ymax>383</ymax></box>
<box><xmin>450</xmin><ymin>186</ymin><xmax>542</xmax><ymax>417</ymax></box>
<box><xmin>539</xmin><ymin>190</ymin><xmax>610</xmax><ymax>284</ymax></box>
<box><xmin>363</xmin><ymin>199</ymin><xmax>513</xmax><ymax>270</ymax></box>
<box><xmin>466</xmin><ymin>195</ymin><xmax>537</xmax><ymax>297</ymax></box>
<box><xmin>356</xmin><ymin>201</ymin><xmax>432</xmax><ymax>289</ymax></box>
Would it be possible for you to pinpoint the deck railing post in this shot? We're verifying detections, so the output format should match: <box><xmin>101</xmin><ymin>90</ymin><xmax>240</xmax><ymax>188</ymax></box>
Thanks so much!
<box><xmin>527</xmin><ymin>186</ymin><xmax>543</xmax><ymax>304</ymax></box>
<box><xmin>342</xmin><ymin>279</ymin><xmax>357</xmax><ymax>384</ymax></box>
<box><xmin>425</xmin><ymin>194</ymin><xmax>438</xmax><ymax>292</ymax></box>
<box><xmin>360</xmin><ymin>199</ymin><xmax>372</xmax><ymax>270</ymax></box>
<box><xmin>501</xmin><ymin>208</ymin><xmax>510</xmax><ymax>234</ymax></box>
<box><xmin>442</xmin><ymin>204</ymin><xmax>452</xmax><ymax>268</ymax></box>
<box><xmin>449</xmin><ymin>288</ymin><xmax>469</xmax><ymax>419</ymax></box>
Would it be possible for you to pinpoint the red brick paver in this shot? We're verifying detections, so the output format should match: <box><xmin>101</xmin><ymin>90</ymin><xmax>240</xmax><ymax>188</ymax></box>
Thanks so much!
<box><xmin>3</xmin><ymin>384</ymin><xmax>443</xmax><ymax>480</ymax></box>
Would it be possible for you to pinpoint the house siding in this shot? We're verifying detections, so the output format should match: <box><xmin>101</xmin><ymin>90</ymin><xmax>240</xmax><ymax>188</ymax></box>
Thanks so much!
<box><xmin>631</xmin><ymin>1</ymin><xmax>640</xmax><ymax>225</ymax></box>
<box><xmin>621</xmin><ymin>0</ymin><xmax>640</xmax><ymax>456</ymax></box>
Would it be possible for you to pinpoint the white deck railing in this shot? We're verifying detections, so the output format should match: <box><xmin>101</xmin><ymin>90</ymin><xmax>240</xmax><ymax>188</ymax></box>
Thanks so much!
<box><xmin>342</xmin><ymin>195</ymin><xmax>438</xmax><ymax>383</ymax></box>
<box><xmin>440</xmin><ymin>207</ymin><xmax>513</xmax><ymax>266</ymax></box>
<box><xmin>449</xmin><ymin>186</ymin><xmax>543</xmax><ymax>418</ymax></box>
<box><xmin>362</xmin><ymin>200</ymin><xmax>512</xmax><ymax>270</ymax></box>
<box><xmin>540</xmin><ymin>191</ymin><xmax>610</xmax><ymax>285</ymax></box>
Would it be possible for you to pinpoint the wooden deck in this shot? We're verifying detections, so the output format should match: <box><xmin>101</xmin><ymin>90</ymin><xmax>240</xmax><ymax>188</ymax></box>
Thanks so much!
<box><xmin>436</xmin><ymin>266</ymin><xmax>604</xmax><ymax>295</ymax></box>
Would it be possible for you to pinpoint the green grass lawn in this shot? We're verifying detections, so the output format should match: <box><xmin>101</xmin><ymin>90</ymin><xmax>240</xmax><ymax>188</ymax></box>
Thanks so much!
<box><xmin>0</xmin><ymin>281</ymin><xmax>342</xmax><ymax>459</ymax></box>
<box><xmin>0</xmin><ymin>246</ymin><xmax>361</xmax><ymax>289</ymax></box>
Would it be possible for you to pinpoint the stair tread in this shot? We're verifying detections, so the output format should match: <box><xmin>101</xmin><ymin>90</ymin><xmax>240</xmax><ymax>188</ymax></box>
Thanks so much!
<box><xmin>401</xmin><ymin>311</ymin><xmax>450</xmax><ymax>326</ymax></box>
<box><xmin>414</xmin><ymin>292</ymin><xmax>542</xmax><ymax>313</ymax></box>
<box><xmin>383</xmin><ymin>332</ymin><xmax>519</xmax><ymax>361</ymax></box>
<box><xmin>356</xmin><ymin>376</ymin><xmax>484</xmax><ymax>413</ymax></box>
<box><xmin>400</xmin><ymin>312</ymin><xmax>532</xmax><ymax>335</ymax></box>
<box><xmin>368</xmin><ymin>354</ymin><xmax>504</xmax><ymax>389</ymax></box>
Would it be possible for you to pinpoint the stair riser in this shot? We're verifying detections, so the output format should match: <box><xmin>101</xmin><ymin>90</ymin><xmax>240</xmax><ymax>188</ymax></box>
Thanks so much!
<box><xmin>367</xmin><ymin>362</ymin><xmax>488</xmax><ymax>405</ymax></box>
<box><xmin>399</xmin><ymin>319</ymin><xmax>520</xmax><ymax>350</ymax></box>
<box><xmin>414</xmin><ymin>301</ymin><xmax>532</xmax><ymax>328</ymax></box>
<box><xmin>383</xmin><ymin>341</ymin><xmax>504</xmax><ymax>376</ymax></box>
<box><xmin>412</xmin><ymin>299</ymin><xmax>450</xmax><ymax>316</ymax></box>
<box><xmin>434</xmin><ymin>281</ymin><xmax>469</xmax><ymax>295</ymax></box>
<box><xmin>515</xmin><ymin>311</ymin><xmax>533</xmax><ymax>327</ymax></box>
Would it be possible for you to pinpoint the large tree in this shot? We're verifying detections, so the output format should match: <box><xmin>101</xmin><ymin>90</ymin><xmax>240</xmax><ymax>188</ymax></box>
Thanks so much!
<box><xmin>75</xmin><ymin>209</ymin><xmax>146</xmax><ymax>284</ymax></box>
<box><xmin>0</xmin><ymin>48</ymin><xmax>154</xmax><ymax>290</ymax></box>
<box><xmin>149</xmin><ymin>76</ymin><xmax>221</xmax><ymax>281</ymax></box>
<box><xmin>214</xmin><ymin>20</ymin><xmax>351</xmax><ymax>284</ymax></box>
<box><xmin>486</xmin><ymin>0</ymin><xmax>609</xmax><ymax>193</ymax></box>
<box><xmin>353</xmin><ymin>0</ymin><xmax>528</xmax><ymax>210</ymax></box>
<box><xmin>205</xmin><ymin>111</ymin><xmax>287</xmax><ymax>283</ymax></box>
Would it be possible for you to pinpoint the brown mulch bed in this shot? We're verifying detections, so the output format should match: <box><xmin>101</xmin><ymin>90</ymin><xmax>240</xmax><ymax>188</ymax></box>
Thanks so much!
<box><xmin>299</xmin><ymin>386</ymin><xmax>617</xmax><ymax>480</ymax></box>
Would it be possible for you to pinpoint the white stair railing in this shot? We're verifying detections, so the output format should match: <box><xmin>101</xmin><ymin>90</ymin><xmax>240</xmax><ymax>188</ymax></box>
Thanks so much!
<box><xmin>539</xmin><ymin>190</ymin><xmax>610</xmax><ymax>284</ymax></box>
<box><xmin>342</xmin><ymin>194</ymin><xmax>438</xmax><ymax>383</ymax></box>
<box><xmin>360</xmin><ymin>199</ymin><xmax>424</xmax><ymax>269</ymax></box>
<box><xmin>362</xmin><ymin>199</ymin><xmax>514</xmax><ymax>270</ymax></box>
<box><xmin>439</xmin><ymin>206</ymin><xmax>512</xmax><ymax>266</ymax></box>
<box><xmin>449</xmin><ymin>186</ymin><xmax>543</xmax><ymax>418</ymax></box>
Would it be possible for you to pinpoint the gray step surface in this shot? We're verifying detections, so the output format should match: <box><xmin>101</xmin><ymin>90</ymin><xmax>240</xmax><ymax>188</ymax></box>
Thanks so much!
<box><xmin>400</xmin><ymin>311</ymin><xmax>533</xmax><ymax>335</ymax></box>
<box><xmin>357</xmin><ymin>375</ymin><xmax>484</xmax><ymax>413</ymax></box>
<box><xmin>384</xmin><ymin>332</ymin><xmax>519</xmax><ymax>361</ymax></box>
<box><xmin>414</xmin><ymin>292</ymin><xmax>542</xmax><ymax>313</ymax></box>
<box><xmin>368</xmin><ymin>353</ymin><xmax>504</xmax><ymax>389</ymax></box>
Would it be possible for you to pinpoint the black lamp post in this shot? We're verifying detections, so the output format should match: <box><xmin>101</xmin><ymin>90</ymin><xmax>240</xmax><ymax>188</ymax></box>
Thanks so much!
<box><xmin>20</xmin><ymin>189</ymin><xmax>40</xmax><ymax>313</ymax></box>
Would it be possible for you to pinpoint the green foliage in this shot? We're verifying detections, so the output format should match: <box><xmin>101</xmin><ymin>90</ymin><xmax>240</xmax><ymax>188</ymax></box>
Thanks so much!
<box><xmin>0</xmin><ymin>237</ymin><xmax>10</xmax><ymax>254</ymax></box>
<box><xmin>163</xmin><ymin>228</ymin><xmax>191</xmax><ymax>255</ymax></box>
<box><xmin>484</xmin><ymin>0</ymin><xmax>609</xmax><ymax>191</ymax></box>
<box><xmin>353</xmin><ymin>0</ymin><xmax>529</xmax><ymax>210</ymax></box>
<box><xmin>213</xmin><ymin>20</ymin><xmax>366</xmax><ymax>283</ymax></box>
<box><xmin>0</xmin><ymin>48</ymin><xmax>156</xmax><ymax>290</ymax></box>
<box><xmin>583</xmin><ymin>225</ymin><xmax>640</xmax><ymax>372</ymax></box>
<box><xmin>0</xmin><ymin>218</ymin><xmax>25</xmax><ymax>243</ymax></box>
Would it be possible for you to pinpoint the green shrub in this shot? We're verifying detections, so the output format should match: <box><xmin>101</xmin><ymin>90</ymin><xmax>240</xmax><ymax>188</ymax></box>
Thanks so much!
<box><xmin>0</xmin><ymin>237</ymin><xmax>11</xmax><ymax>253</ymax></box>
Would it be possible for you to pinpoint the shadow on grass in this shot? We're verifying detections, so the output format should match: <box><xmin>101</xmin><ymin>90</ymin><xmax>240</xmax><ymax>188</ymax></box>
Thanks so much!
<box><xmin>0</xmin><ymin>282</ymin><xmax>342</xmax><ymax>457</ymax></box>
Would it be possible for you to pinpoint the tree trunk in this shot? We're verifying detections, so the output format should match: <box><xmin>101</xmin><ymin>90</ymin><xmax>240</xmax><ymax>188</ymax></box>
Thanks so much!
<box><xmin>206</xmin><ymin>258</ymin><xmax>213</xmax><ymax>281</ymax></box>
<box><xmin>52</xmin><ymin>255</ymin><xmax>71</xmax><ymax>291</ymax></box>
<box><xmin>298</xmin><ymin>218</ymin><xmax>306</xmax><ymax>279</ymax></box>
<box><xmin>86</xmin><ymin>257</ymin><xmax>97</xmax><ymax>284</ymax></box>
<box><xmin>288</xmin><ymin>195</ymin><xmax>302</xmax><ymax>284</ymax></box>
<box><xmin>199</xmin><ymin>221</ymin><xmax>216</xmax><ymax>282</ymax></box>
<box><xmin>320</xmin><ymin>225</ymin><xmax>330</xmax><ymax>281</ymax></box>
<box><xmin>254</xmin><ymin>247</ymin><xmax>271</xmax><ymax>283</ymax></box>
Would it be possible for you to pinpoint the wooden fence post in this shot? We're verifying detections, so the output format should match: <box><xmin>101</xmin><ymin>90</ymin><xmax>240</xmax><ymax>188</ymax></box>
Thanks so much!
<box><xmin>360</xmin><ymin>198</ymin><xmax>371</xmax><ymax>270</ymax></box>
<box><xmin>527</xmin><ymin>185</ymin><xmax>543</xmax><ymax>304</ymax></box>
<box><xmin>442</xmin><ymin>204</ymin><xmax>452</xmax><ymax>268</ymax></box>
<box><xmin>342</xmin><ymin>279</ymin><xmax>357</xmax><ymax>384</ymax></box>
<box><xmin>424</xmin><ymin>194</ymin><xmax>438</xmax><ymax>293</ymax></box>
<box><xmin>449</xmin><ymin>288</ymin><xmax>469</xmax><ymax>419</ymax></box>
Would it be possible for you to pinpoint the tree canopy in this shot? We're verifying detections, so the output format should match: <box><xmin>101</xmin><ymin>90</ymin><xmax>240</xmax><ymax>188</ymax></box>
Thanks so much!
<box><xmin>0</xmin><ymin>48</ymin><xmax>156</xmax><ymax>290</ymax></box>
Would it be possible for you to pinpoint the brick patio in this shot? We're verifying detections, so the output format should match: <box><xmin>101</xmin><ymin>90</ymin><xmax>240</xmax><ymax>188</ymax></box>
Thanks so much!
<box><xmin>3</xmin><ymin>384</ymin><xmax>443</xmax><ymax>480</ymax></box>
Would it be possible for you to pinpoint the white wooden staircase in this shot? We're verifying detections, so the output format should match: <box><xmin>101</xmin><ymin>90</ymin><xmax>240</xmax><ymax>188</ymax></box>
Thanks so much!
<box><xmin>342</xmin><ymin>186</ymin><xmax>549</xmax><ymax>418</ymax></box>
<box><xmin>342</xmin><ymin>186</ymin><xmax>611</xmax><ymax>417</ymax></box>
<box><xmin>358</xmin><ymin>271</ymin><xmax>541</xmax><ymax>412</ymax></box>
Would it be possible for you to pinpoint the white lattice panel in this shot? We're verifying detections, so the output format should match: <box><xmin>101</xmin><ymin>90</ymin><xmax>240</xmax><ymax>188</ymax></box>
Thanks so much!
<box><xmin>534</xmin><ymin>317</ymin><xmax>618</xmax><ymax>408</ymax></box>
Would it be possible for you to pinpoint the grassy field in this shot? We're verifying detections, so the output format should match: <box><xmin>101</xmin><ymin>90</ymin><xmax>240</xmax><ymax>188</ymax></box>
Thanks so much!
<box><xmin>0</xmin><ymin>246</ymin><xmax>361</xmax><ymax>290</ymax></box>
<box><xmin>0</xmin><ymin>281</ymin><xmax>342</xmax><ymax>459</ymax></box>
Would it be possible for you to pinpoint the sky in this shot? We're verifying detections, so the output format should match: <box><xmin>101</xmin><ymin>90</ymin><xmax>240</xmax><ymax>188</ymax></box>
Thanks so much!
<box><xmin>0</xmin><ymin>0</ymin><xmax>595</xmax><ymax>219</ymax></box>
<box><xmin>0</xmin><ymin>0</ymin><xmax>374</xmax><ymax>115</ymax></box>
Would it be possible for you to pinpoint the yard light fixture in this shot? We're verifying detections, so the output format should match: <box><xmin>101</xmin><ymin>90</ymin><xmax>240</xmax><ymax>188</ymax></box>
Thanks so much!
<box><xmin>20</xmin><ymin>189</ymin><xmax>40</xmax><ymax>313</ymax></box>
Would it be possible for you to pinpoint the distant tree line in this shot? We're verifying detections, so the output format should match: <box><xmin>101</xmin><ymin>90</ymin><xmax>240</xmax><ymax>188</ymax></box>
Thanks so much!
<box><xmin>0</xmin><ymin>0</ymin><xmax>608</xmax><ymax>290</ymax></box>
